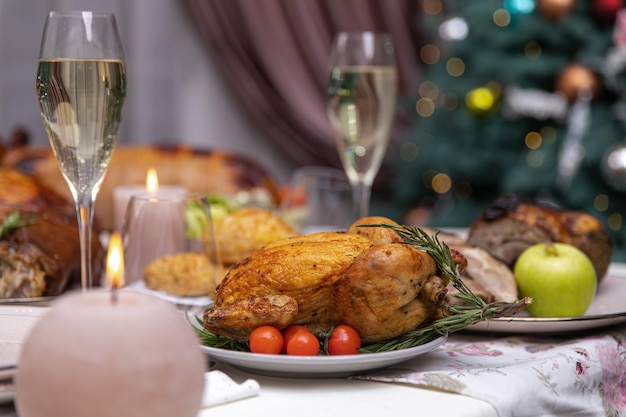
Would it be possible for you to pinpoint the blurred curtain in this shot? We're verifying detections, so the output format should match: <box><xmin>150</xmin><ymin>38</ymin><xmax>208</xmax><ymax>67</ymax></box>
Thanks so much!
<box><xmin>181</xmin><ymin>0</ymin><xmax>422</xmax><ymax>174</ymax></box>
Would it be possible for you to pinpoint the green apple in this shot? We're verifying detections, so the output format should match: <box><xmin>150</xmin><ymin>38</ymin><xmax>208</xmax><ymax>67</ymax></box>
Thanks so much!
<box><xmin>513</xmin><ymin>242</ymin><xmax>597</xmax><ymax>317</ymax></box>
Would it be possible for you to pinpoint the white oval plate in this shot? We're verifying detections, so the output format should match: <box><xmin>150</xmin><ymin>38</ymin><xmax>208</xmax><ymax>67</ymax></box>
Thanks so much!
<box><xmin>468</xmin><ymin>263</ymin><xmax>626</xmax><ymax>333</ymax></box>
<box><xmin>126</xmin><ymin>281</ymin><xmax>212</xmax><ymax>308</ymax></box>
<box><xmin>199</xmin><ymin>336</ymin><xmax>447</xmax><ymax>379</ymax></box>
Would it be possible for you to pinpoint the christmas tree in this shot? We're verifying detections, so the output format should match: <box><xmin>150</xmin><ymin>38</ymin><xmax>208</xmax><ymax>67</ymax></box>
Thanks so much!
<box><xmin>394</xmin><ymin>0</ymin><xmax>626</xmax><ymax>261</ymax></box>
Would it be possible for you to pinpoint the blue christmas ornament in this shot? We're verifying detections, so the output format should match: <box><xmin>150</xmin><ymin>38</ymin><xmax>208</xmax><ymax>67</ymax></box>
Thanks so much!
<box><xmin>504</xmin><ymin>0</ymin><xmax>535</xmax><ymax>14</ymax></box>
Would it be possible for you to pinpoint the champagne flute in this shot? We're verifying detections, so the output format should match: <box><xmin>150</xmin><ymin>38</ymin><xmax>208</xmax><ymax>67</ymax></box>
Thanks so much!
<box><xmin>36</xmin><ymin>12</ymin><xmax>126</xmax><ymax>290</ymax></box>
<box><xmin>326</xmin><ymin>32</ymin><xmax>398</xmax><ymax>219</ymax></box>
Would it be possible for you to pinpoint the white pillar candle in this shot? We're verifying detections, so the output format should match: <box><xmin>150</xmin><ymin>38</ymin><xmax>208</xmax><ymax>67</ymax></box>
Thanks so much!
<box><xmin>14</xmin><ymin>234</ymin><xmax>206</xmax><ymax>417</ymax></box>
<box><xmin>15</xmin><ymin>291</ymin><xmax>206</xmax><ymax>417</ymax></box>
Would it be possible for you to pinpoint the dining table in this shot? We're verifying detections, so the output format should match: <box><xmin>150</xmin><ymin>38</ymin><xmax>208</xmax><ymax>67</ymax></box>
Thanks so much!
<box><xmin>0</xmin><ymin>263</ymin><xmax>625</xmax><ymax>417</ymax></box>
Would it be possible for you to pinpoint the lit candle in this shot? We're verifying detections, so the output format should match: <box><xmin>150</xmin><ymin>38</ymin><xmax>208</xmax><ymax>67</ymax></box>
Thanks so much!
<box><xmin>107</xmin><ymin>231</ymin><xmax>124</xmax><ymax>302</ymax></box>
<box><xmin>112</xmin><ymin>168</ymin><xmax>187</xmax><ymax>232</ymax></box>
<box><xmin>14</xmin><ymin>234</ymin><xmax>206</xmax><ymax>417</ymax></box>
<box><xmin>122</xmin><ymin>192</ymin><xmax>194</xmax><ymax>284</ymax></box>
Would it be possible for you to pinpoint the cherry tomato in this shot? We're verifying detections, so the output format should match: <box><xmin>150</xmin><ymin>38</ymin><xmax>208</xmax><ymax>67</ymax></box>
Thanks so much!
<box><xmin>327</xmin><ymin>325</ymin><xmax>361</xmax><ymax>355</ymax></box>
<box><xmin>282</xmin><ymin>325</ymin><xmax>312</xmax><ymax>353</ymax></box>
<box><xmin>249</xmin><ymin>325</ymin><xmax>283</xmax><ymax>354</ymax></box>
<box><xmin>286</xmin><ymin>331</ymin><xmax>320</xmax><ymax>356</ymax></box>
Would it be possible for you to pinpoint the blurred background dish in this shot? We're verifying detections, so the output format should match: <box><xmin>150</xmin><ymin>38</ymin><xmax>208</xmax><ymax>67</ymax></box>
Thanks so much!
<box><xmin>279</xmin><ymin>166</ymin><xmax>353</xmax><ymax>234</ymax></box>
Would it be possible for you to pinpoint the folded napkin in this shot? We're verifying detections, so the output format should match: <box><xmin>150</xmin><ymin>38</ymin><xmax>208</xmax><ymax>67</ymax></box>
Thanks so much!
<box><xmin>201</xmin><ymin>370</ymin><xmax>260</xmax><ymax>408</ymax></box>
<box><xmin>356</xmin><ymin>327</ymin><xmax>626</xmax><ymax>417</ymax></box>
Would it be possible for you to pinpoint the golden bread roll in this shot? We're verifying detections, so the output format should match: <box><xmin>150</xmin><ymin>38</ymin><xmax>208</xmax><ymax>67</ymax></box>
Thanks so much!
<box><xmin>206</xmin><ymin>207</ymin><xmax>296</xmax><ymax>267</ymax></box>
<box><xmin>143</xmin><ymin>252</ymin><xmax>219</xmax><ymax>297</ymax></box>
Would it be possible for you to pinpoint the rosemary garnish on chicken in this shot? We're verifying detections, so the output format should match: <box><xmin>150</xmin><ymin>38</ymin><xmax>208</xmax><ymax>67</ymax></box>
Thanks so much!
<box><xmin>359</xmin><ymin>224</ymin><xmax>531</xmax><ymax>352</ymax></box>
<box><xmin>0</xmin><ymin>211</ymin><xmax>35</xmax><ymax>240</ymax></box>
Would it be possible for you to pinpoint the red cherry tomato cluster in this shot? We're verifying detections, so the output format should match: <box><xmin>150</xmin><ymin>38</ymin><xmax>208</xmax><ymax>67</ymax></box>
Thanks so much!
<box><xmin>248</xmin><ymin>324</ymin><xmax>362</xmax><ymax>356</ymax></box>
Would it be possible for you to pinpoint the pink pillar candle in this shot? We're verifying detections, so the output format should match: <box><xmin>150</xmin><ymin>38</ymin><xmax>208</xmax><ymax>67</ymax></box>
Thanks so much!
<box><xmin>14</xmin><ymin>290</ymin><xmax>206</xmax><ymax>417</ymax></box>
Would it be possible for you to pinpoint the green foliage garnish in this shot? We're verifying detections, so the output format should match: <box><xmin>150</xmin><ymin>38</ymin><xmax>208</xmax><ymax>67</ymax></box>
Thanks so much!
<box><xmin>191</xmin><ymin>315</ymin><xmax>248</xmax><ymax>351</ymax></box>
<box><xmin>207</xmin><ymin>194</ymin><xmax>238</xmax><ymax>222</ymax></box>
<box><xmin>0</xmin><ymin>211</ymin><xmax>36</xmax><ymax>240</ymax></box>
<box><xmin>184</xmin><ymin>201</ymin><xmax>210</xmax><ymax>239</ymax></box>
<box><xmin>358</xmin><ymin>224</ymin><xmax>531</xmax><ymax>353</ymax></box>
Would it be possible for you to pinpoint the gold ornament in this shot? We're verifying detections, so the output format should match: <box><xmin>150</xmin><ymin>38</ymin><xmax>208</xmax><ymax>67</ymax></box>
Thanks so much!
<box><xmin>536</xmin><ymin>0</ymin><xmax>576</xmax><ymax>21</ymax></box>
<box><xmin>465</xmin><ymin>86</ymin><xmax>498</xmax><ymax>115</ymax></box>
<box><xmin>554</xmin><ymin>63</ymin><xmax>600</xmax><ymax>102</ymax></box>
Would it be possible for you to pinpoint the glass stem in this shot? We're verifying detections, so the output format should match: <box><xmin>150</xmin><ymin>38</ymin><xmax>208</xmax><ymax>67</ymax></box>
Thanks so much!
<box><xmin>75</xmin><ymin>197</ymin><xmax>94</xmax><ymax>290</ymax></box>
<box><xmin>352</xmin><ymin>179</ymin><xmax>372</xmax><ymax>219</ymax></box>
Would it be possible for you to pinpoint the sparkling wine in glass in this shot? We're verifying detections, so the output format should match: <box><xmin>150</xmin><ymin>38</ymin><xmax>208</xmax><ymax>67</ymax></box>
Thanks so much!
<box><xmin>36</xmin><ymin>11</ymin><xmax>126</xmax><ymax>290</ymax></box>
<box><xmin>327</xmin><ymin>32</ymin><xmax>398</xmax><ymax>219</ymax></box>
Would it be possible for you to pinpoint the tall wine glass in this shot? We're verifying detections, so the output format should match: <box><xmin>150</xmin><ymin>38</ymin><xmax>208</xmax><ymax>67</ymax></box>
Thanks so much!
<box><xmin>326</xmin><ymin>32</ymin><xmax>398</xmax><ymax>219</ymax></box>
<box><xmin>36</xmin><ymin>12</ymin><xmax>126</xmax><ymax>290</ymax></box>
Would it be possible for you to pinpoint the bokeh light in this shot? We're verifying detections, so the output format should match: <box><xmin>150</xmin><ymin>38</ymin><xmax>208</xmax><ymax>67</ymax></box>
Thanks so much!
<box><xmin>493</xmin><ymin>9</ymin><xmax>511</xmax><ymax>27</ymax></box>
<box><xmin>439</xmin><ymin>17</ymin><xmax>469</xmax><ymax>41</ymax></box>
<box><xmin>423</xmin><ymin>0</ymin><xmax>443</xmax><ymax>15</ymax></box>
<box><xmin>525</xmin><ymin>131</ymin><xmax>542</xmax><ymax>149</ymax></box>
<box><xmin>594</xmin><ymin>194</ymin><xmax>609</xmax><ymax>212</ymax></box>
<box><xmin>526</xmin><ymin>149</ymin><xmax>544</xmax><ymax>167</ymax></box>
<box><xmin>399</xmin><ymin>142</ymin><xmax>419</xmax><ymax>162</ymax></box>
<box><xmin>446</xmin><ymin>57</ymin><xmax>465</xmax><ymax>77</ymax></box>
<box><xmin>419</xmin><ymin>81</ymin><xmax>440</xmax><ymax>100</ymax></box>
<box><xmin>416</xmin><ymin>98</ymin><xmax>436</xmax><ymax>117</ymax></box>
<box><xmin>432</xmin><ymin>173</ymin><xmax>452</xmax><ymax>194</ymax></box>
<box><xmin>420</xmin><ymin>44</ymin><xmax>441</xmax><ymax>65</ymax></box>
<box><xmin>608</xmin><ymin>213</ymin><xmax>622</xmax><ymax>231</ymax></box>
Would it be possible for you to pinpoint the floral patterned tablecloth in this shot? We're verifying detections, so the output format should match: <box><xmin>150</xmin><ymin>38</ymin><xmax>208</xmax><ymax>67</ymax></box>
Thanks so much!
<box><xmin>356</xmin><ymin>326</ymin><xmax>626</xmax><ymax>417</ymax></box>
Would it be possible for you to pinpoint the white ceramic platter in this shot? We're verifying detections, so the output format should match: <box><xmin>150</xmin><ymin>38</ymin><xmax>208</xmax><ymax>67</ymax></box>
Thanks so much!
<box><xmin>126</xmin><ymin>281</ymin><xmax>212</xmax><ymax>309</ymax></box>
<box><xmin>468</xmin><ymin>263</ymin><xmax>626</xmax><ymax>334</ymax></box>
<box><xmin>199</xmin><ymin>335</ymin><xmax>447</xmax><ymax>378</ymax></box>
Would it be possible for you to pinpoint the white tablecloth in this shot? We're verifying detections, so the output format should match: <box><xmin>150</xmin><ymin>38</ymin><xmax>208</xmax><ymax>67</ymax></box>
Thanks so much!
<box><xmin>3</xmin><ymin>305</ymin><xmax>625</xmax><ymax>417</ymax></box>
<box><xmin>358</xmin><ymin>328</ymin><xmax>626</xmax><ymax>417</ymax></box>
<box><xmin>199</xmin><ymin>361</ymin><xmax>498</xmax><ymax>417</ymax></box>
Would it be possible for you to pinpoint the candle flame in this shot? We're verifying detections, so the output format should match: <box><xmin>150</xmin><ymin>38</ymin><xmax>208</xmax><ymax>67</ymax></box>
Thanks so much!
<box><xmin>106</xmin><ymin>232</ymin><xmax>125</xmax><ymax>289</ymax></box>
<box><xmin>146</xmin><ymin>168</ymin><xmax>159</xmax><ymax>192</ymax></box>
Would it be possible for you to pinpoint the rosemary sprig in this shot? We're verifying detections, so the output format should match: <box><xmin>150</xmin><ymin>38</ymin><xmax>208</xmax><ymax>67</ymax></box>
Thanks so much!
<box><xmin>358</xmin><ymin>223</ymin><xmax>531</xmax><ymax>353</ymax></box>
<box><xmin>190</xmin><ymin>315</ymin><xmax>248</xmax><ymax>351</ymax></box>
<box><xmin>0</xmin><ymin>211</ymin><xmax>35</xmax><ymax>240</ymax></box>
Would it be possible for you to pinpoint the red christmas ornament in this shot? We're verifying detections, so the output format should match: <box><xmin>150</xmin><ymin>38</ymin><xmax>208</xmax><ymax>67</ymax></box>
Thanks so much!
<box><xmin>592</xmin><ymin>0</ymin><xmax>624</xmax><ymax>24</ymax></box>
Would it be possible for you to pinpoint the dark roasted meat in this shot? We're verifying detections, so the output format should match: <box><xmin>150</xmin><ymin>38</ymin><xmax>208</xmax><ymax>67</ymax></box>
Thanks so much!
<box><xmin>0</xmin><ymin>169</ymin><xmax>104</xmax><ymax>297</ymax></box>
<box><xmin>467</xmin><ymin>194</ymin><xmax>612</xmax><ymax>281</ymax></box>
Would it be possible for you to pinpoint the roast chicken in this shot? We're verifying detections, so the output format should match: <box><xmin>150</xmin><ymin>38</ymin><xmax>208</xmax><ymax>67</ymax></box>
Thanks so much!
<box><xmin>204</xmin><ymin>217</ymin><xmax>465</xmax><ymax>343</ymax></box>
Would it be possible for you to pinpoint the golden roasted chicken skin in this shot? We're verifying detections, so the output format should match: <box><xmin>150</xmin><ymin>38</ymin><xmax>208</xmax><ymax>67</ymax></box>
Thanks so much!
<box><xmin>203</xmin><ymin>217</ymin><xmax>453</xmax><ymax>343</ymax></box>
